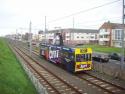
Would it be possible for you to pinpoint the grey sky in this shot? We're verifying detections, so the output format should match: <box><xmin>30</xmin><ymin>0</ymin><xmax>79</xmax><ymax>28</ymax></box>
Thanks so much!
<box><xmin>0</xmin><ymin>0</ymin><xmax>122</xmax><ymax>36</ymax></box>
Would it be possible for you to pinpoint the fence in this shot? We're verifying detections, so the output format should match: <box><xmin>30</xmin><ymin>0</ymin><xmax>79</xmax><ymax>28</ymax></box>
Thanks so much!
<box><xmin>20</xmin><ymin>60</ymin><xmax>48</xmax><ymax>94</ymax></box>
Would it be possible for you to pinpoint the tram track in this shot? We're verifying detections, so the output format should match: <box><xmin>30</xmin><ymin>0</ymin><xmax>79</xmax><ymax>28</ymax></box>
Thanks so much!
<box><xmin>23</xmin><ymin>45</ymin><xmax>125</xmax><ymax>94</ymax></box>
<box><xmin>11</xmin><ymin>45</ymin><xmax>83</xmax><ymax>94</ymax></box>
<box><xmin>9</xmin><ymin>41</ymin><xmax>125</xmax><ymax>94</ymax></box>
<box><xmin>76</xmin><ymin>73</ymin><xmax>125</xmax><ymax>94</ymax></box>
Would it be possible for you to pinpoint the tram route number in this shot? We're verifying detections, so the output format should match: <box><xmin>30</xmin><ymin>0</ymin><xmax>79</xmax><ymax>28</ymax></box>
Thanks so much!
<box><xmin>49</xmin><ymin>50</ymin><xmax>59</xmax><ymax>59</ymax></box>
<box><xmin>80</xmin><ymin>49</ymin><xmax>87</xmax><ymax>53</ymax></box>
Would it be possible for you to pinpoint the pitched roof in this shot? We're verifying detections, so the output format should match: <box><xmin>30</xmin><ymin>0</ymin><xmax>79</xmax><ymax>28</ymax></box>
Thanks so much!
<box><xmin>99</xmin><ymin>21</ymin><xmax>125</xmax><ymax>29</ymax></box>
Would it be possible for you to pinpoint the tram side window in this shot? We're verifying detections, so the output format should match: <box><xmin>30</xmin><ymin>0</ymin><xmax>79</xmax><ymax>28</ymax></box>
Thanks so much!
<box><xmin>69</xmin><ymin>53</ymin><xmax>74</xmax><ymax>61</ymax></box>
<box><xmin>64</xmin><ymin>52</ymin><xmax>68</xmax><ymax>58</ymax></box>
<box><xmin>63</xmin><ymin>52</ymin><xmax>74</xmax><ymax>59</ymax></box>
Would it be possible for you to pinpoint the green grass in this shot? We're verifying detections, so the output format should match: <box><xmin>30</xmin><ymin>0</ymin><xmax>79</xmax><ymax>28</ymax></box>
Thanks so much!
<box><xmin>79</xmin><ymin>44</ymin><xmax>124</xmax><ymax>54</ymax></box>
<box><xmin>0</xmin><ymin>37</ymin><xmax>37</xmax><ymax>94</ymax></box>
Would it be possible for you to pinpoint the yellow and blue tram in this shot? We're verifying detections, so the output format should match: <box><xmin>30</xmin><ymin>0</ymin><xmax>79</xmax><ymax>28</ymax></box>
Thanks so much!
<box><xmin>40</xmin><ymin>43</ymin><xmax>92</xmax><ymax>73</ymax></box>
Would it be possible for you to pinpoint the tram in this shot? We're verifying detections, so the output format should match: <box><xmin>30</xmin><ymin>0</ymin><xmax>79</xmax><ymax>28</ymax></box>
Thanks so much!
<box><xmin>39</xmin><ymin>33</ymin><xmax>92</xmax><ymax>73</ymax></box>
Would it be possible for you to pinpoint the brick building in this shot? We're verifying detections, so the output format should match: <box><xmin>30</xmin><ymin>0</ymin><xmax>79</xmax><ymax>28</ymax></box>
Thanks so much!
<box><xmin>99</xmin><ymin>21</ymin><xmax>125</xmax><ymax>47</ymax></box>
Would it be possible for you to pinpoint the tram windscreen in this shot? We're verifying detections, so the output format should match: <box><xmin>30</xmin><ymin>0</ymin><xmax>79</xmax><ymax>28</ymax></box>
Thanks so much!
<box><xmin>76</xmin><ymin>54</ymin><xmax>91</xmax><ymax>62</ymax></box>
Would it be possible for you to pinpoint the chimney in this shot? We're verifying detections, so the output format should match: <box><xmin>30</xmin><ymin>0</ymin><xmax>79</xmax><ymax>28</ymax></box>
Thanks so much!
<box><xmin>107</xmin><ymin>21</ymin><xmax>110</xmax><ymax>23</ymax></box>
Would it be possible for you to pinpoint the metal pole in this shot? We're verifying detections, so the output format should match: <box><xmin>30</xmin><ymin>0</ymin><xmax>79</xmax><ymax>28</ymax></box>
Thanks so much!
<box><xmin>29</xmin><ymin>21</ymin><xmax>32</xmax><ymax>56</ymax></box>
<box><xmin>72</xmin><ymin>17</ymin><xmax>74</xmax><ymax>41</ymax></box>
<box><xmin>121</xmin><ymin>0</ymin><xmax>125</xmax><ymax>73</ymax></box>
<box><xmin>16</xmin><ymin>29</ymin><xmax>18</xmax><ymax>45</ymax></box>
<box><xmin>73</xmin><ymin>17</ymin><xmax>74</xmax><ymax>28</ymax></box>
<box><xmin>45</xmin><ymin>16</ymin><xmax>46</xmax><ymax>43</ymax></box>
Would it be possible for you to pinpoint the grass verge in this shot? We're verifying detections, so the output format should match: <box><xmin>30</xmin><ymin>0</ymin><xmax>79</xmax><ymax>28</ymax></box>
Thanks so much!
<box><xmin>79</xmin><ymin>44</ymin><xmax>125</xmax><ymax>54</ymax></box>
<box><xmin>0</xmin><ymin>37</ymin><xmax>37</xmax><ymax>94</ymax></box>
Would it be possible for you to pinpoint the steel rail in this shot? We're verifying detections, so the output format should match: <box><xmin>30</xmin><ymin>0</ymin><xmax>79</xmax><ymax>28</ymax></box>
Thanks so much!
<box><xmin>13</xmin><ymin>46</ymin><xmax>82</xmax><ymax>94</ymax></box>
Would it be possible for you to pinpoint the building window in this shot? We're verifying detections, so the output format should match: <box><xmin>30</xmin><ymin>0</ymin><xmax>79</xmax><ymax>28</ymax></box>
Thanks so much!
<box><xmin>99</xmin><ymin>35</ymin><xmax>103</xmax><ymax>38</ymax></box>
<box><xmin>112</xmin><ymin>30</ymin><xmax>115</xmax><ymax>40</ymax></box>
<box><xmin>66</xmin><ymin>36</ymin><xmax>70</xmax><ymax>38</ymax></box>
<box><xmin>120</xmin><ymin>42</ymin><xmax>122</xmax><ymax>46</ymax></box>
<box><xmin>100</xmin><ymin>29</ymin><xmax>105</xmax><ymax>32</ymax></box>
<box><xmin>104</xmin><ymin>35</ymin><xmax>108</xmax><ymax>38</ymax></box>
<box><xmin>90</xmin><ymin>36</ymin><xmax>94</xmax><ymax>39</ymax></box>
<box><xmin>115</xmin><ymin>29</ymin><xmax>122</xmax><ymax>40</ymax></box>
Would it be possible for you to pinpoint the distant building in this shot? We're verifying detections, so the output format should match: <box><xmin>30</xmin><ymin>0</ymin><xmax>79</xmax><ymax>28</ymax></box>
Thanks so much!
<box><xmin>41</xmin><ymin>28</ymin><xmax>99</xmax><ymax>45</ymax></box>
<box><xmin>21</xmin><ymin>33</ymin><xmax>33</xmax><ymax>42</ymax></box>
<box><xmin>38</xmin><ymin>30</ymin><xmax>44</xmax><ymax>41</ymax></box>
<box><xmin>32</xmin><ymin>34</ymin><xmax>39</xmax><ymax>41</ymax></box>
<box><xmin>99</xmin><ymin>21</ymin><xmax>125</xmax><ymax>47</ymax></box>
<box><xmin>6</xmin><ymin>33</ymin><xmax>22</xmax><ymax>41</ymax></box>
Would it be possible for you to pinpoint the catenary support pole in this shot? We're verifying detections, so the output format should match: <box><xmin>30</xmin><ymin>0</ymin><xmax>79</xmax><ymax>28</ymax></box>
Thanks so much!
<box><xmin>120</xmin><ymin>0</ymin><xmax>125</xmax><ymax>74</ymax></box>
<box><xmin>29</xmin><ymin>21</ymin><xmax>32</xmax><ymax>56</ymax></box>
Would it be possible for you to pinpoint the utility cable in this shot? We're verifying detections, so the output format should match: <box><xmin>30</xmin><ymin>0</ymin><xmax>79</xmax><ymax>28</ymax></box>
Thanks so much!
<box><xmin>48</xmin><ymin>0</ymin><xmax>121</xmax><ymax>23</ymax></box>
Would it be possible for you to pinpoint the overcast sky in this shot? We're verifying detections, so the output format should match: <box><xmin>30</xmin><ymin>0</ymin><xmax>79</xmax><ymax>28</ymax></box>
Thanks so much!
<box><xmin>0</xmin><ymin>0</ymin><xmax>122</xmax><ymax>36</ymax></box>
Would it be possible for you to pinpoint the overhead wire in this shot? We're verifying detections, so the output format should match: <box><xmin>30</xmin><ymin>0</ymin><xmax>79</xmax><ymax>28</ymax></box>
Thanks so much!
<box><xmin>77</xmin><ymin>16</ymin><xmax>121</xmax><ymax>25</ymax></box>
<box><xmin>48</xmin><ymin>0</ymin><xmax>121</xmax><ymax>23</ymax></box>
<box><xmin>0</xmin><ymin>0</ymin><xmax>121</xmax><ymax>31</ymax></box>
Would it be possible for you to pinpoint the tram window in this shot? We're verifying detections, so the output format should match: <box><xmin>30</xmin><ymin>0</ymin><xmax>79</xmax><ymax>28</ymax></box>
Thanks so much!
<box><xmin>76</xmin><ymin>54</ymin><xmax>91</xmax><ymax>62</ymax></box>
<box><xmin>86</xmin><ymin>54</ymin><xmax>88</xmax><ymax>61</ymax></box>
<box><xmin>76</xmin><ymin>54</ymin><xmax>80</xmax><ymax>62</ymax></box>
<box><xmin>85</xmin><ymin>54</ymin><xmax>91</xmax><ymax>61</ymax></box>
<box><xmin>62</xmin><ymin>51</ymin><xmax>69</xmax><ymax>58</ymax></box>
<box><xmin>81</xmin><ymin>54</ymin><xmax>85</xmax><ymax>62</ymax></box>
<box><xmin>69</xmin><ymin>53</ymin><xmax>74</xmax><ymax>60</ymax></box>
<box><xmin>76</xmin><ymin>54</ymin><xmax>84</xmax><ymax>62</ymax></box>
<box><xmin>65</xmin><ymin>52</ymin><xmax>68</xmax><ymax>58</ymax></box>
<box><xmin>82</xmin><ymin>54</ymin><xmax>85</xmax><ymax>61</ymax></box>
<box><xmin>88</xmin><ymin>54</ymin><xmax>92</xmax><ymax>61</ymax></box>
<box><xmin>76</xmin><ymin>54</ymin><xmax>92</xmax><ymax>62</ymax></box>
<box><xmin>84</xmin><ymin>54</ymin><xmax>87</xmax><ymax>61</ymax></box>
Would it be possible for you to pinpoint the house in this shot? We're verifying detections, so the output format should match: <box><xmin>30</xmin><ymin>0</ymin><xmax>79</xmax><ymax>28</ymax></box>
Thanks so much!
<box><xmin>99</xmin><ymin>21</ymin><xmax>125</xmax><ymax>47</ymax></box>
<box><xmin>41</xmin><ymin>28</ymin><xmax>99</xmax><ymax>45</ymax></box>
